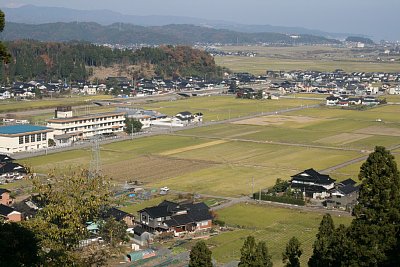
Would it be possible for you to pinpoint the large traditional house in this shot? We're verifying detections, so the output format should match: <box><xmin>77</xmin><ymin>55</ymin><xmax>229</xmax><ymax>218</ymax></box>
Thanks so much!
<box><xmin>138</xmin><ymin>200</ymin><xmax>212</xmax><ymax>236</ymax></box>
<box><xmin>326</xmin><ymin>178</ymin><xmax>360</xmax><ymax>211</ymax></box>
<box><xmin>290</xmin><ymin>168</ymin><xmax>336</xmax><ymax>199</ymax></box>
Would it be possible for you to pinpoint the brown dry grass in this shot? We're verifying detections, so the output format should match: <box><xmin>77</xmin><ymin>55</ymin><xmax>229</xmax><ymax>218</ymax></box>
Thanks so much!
<box><xmin>316</xmin><ymin>133</ymin><xmax>371</xmax><ymax>145</ymax></box>
<box><xmin>102</xmin><ymin>155</ymin><xmax>213</xmax><ymax>183</ymax></box>
<box><xmin>89</xmin><ymin>64</ymin><xmax>155</xmax><ymax>81</ymax></box>
<box><xmin>354</xmin><ymin>126</ymin><xmax>400</xmax><ymax>137</ymax></box>
<box><xmin>231</xmin><ymin>115</ymin><xmax>319</xmax><ymax>126</ymax></box>
<box><xmin>159</xmin><ymin>140</ymin><xmax>227</xmax><ymax>156</ymax></box>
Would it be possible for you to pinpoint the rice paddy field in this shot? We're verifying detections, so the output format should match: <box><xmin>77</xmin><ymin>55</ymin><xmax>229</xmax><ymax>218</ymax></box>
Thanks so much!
<box><xmin>16</xmin><ymin>95</ymin><xmax>400</xmax><ymax>266</ymax></box>
<box><xmin>21</xmin><ymin>97</ymin><xmax>400</xmax><ymax>196</ymax></box>
<box><xmin>207</xmin><ymin>204</ymin><xmax>353</xmax><ymax>266</ymax></box>
<box><xmin>214</xmin><ymin>45</ymin><xmax>400</xmax><ymax>74</ymax></box>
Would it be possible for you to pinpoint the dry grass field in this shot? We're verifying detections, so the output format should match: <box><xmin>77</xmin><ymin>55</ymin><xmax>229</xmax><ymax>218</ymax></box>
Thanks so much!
<box><xmin>214</xmin><ymin>45</ymin><xmax>400</xmax><ymax>74</ymax></box>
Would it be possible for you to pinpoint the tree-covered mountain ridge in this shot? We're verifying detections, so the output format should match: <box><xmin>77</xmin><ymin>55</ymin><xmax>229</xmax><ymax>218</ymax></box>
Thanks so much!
<box><xmin>0</xmin><ymin>21</ymin><xmax>341</xmax><ymax>45</ymax></box>
<box><xmin>1</xmin><ymin>40</ymin><xmax>223</xmax><ymax>82</ymax></box>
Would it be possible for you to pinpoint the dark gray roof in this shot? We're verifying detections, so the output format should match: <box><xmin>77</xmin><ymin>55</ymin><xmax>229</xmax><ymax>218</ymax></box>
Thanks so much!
<box><xmin>0</xmin><ymin>162</ymin><xmax>27</xmax><ymax>174</ymax></box>
<box><xmin>291</xmin><ymin>168</ymin><xmax>335</xmax><ymax>185</ymax></box>
<box><xmin>338</xmin><ymin>184</ymin><xmax>360</xmax><ymax>195</ymax></box>
<box><xmin>133</xmin><ymin>225</ymin><xmax>148</xmax><ymax>236</ymax></box>
<box><xmin>0</xmin><ymin>204</ymin><xmax>16</xmax><ymax>216</ymax></box>
<box><xmin>0</xmin><ymin>154</ymin><xmax>14</xmax><ymax>162</ymax></box>
<box><xmin>106</xmin><ymin>207</ymin><xmax>133</xmax><ymax>221</ymax></box>
<box><xmin>340</xmin><ymin>178</ymin><xmax>357</xmax><ymax>186</ymax></box>
<box><xmin>0</xmin><ymin>188</ymin><xmax>10</xmax><ymax>194</ymax></box>
<box><xmin>139</xmin><ymin>205</ymin><xmax>170</xmax><ymax>218</ymax></box>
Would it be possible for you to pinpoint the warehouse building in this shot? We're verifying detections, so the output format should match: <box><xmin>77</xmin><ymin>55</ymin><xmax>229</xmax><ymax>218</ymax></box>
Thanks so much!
<box><xmin>0</xmin><ymin>125</ymin><xmax>54</xmax><ymax>154</ymax></box>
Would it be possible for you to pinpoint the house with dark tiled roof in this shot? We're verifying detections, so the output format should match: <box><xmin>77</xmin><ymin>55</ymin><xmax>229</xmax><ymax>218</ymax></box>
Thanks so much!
<box><xmin>290</xmin><ymin>168</ymin><xmax>336</xmax><ymax>199</ymax></box>
<box><xmin>325</xmin><ymin>178</ymin><xmax>360</xmax><ymax>211</ymax></box>
<box><xmin>138</xmin><ymin>200</ymin><xmax>212</xmax><ymax>236</ymax></box>
<box><xmin>105</xmin><ymin>207</ymin><xmax>135</xmax><ymax>227</ymax></box>
<box><xmin>0</xmin><ymin>204</ymin><xmax>22</xmax><ymax>222</ymax></box>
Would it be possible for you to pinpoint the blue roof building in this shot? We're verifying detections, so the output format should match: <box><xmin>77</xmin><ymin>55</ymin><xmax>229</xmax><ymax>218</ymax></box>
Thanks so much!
<box><xmin>0</xmin><ymin>124</ymin><xmax>54</xmax><ymax>154</ymax></box>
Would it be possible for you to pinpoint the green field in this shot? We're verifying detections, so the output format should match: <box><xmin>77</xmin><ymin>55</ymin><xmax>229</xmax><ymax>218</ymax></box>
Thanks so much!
<box><xmin>140</xmin><ymin>96</ymin><xmax>322</xmax><ymax>122</ymax></box>
<box><xmin>215</xmin><ymin>56</ymin><xmax>400</xmax><ymax>74</ymax></box>
<box><xmin>208</xmin><ymin>204</ymin><xmax>353</xmax><ymax>266</ymax></box>
<box><xmin>21</xmin><ymin>99</ymin><xmax>400</xmax><ymax>196</ymax></box>
<box><xmin>14</xmin><ymin>95</ymin><xmax>400</xmax><ymax>266</ymax></box>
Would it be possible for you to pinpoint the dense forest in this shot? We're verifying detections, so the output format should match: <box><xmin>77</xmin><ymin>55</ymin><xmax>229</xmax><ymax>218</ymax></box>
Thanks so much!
<box><xmin>0</xmin><ymin>22</ymin><xmax>342</xmax><ymax>46</ymax></box>
<box><xmin>0</xmin><ymin>40</ymin><xmax>223</xmax><ymax>82</ymax></box>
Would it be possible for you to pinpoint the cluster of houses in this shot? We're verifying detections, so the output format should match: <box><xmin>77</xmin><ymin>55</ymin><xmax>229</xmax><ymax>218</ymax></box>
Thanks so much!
<box><xmin>263</xmin><ymin>70</ymin><xmax>400</xmax><ymax>95</ymax></box>
<box><xmin>326</xmin><ymin>95</ymin><xmax>381</xmax><ymax>107</ymax></box>
<box><xmin>0</xmin><ymin>75</ymin><xmax>223</xmax><ymax>99</ymax></box>
<box><xmin>290</xmin><ymin>168</ymin><xmax>360</xmax><ymax>211</ymax></box>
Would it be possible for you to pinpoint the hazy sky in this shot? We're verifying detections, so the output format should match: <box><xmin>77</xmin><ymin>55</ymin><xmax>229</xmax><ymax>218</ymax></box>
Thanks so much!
<box><xmin>2</xmin><ymin>0</ymin><xmax>400</xmax><ymax>40</ymax></box>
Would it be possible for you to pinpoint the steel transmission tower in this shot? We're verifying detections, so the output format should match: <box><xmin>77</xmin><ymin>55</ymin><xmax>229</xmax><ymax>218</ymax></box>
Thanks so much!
<box><xmin>89</xmin><ymin>128</ymin><xmax>101</xmax><ymax>178</ymax></box>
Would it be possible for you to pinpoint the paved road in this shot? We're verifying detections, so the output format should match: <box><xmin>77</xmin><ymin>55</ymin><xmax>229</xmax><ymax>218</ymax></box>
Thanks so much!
<box><xmin>320</xmin><ymin>143</ymin><xmax>400</xmax><ymax>174</ymax></box>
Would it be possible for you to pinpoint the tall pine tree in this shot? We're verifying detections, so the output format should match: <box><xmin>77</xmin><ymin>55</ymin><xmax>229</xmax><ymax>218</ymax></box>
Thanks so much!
<box><xmin>282</xmin><ymin>237</ymin><xmax>302</xmax><ymax>267</ymax></box>
<box><xmin>0</xmin><ymin>10</ymin><xmax>10</xmax><ymax>63</ymax></box>
<box><xmin>350</xmin><ymin>146</ymin><xmax>400</xmax><ymax>266</ymax></box>
<box><xmin>308</xmin><ymin>214</ymin><xmax>335</xmax><ymax>267</ymax></box>
<box><xmin>189</xmin><ymin>241</ymin><xmax>212</xmax><ymax>267</ymax></box>
<box><xmin>239</xmin><ymin>236</ymin><xmax>273</xmax><ymax>267</ymax></box>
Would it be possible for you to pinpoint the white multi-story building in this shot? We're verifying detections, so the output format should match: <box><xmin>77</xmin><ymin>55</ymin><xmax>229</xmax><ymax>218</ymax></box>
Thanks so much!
<box><xmin>47</xmin><ymin>108</ymin><xmax>125</xmax><ymax>143</ymax></box>
<box><xmin>0</xmin><ymin>125</ymin><xmax>54</xmax><ymax>154</ymax></box>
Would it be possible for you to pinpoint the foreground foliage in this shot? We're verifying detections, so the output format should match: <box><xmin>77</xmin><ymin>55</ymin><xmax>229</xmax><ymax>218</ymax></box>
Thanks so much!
<box><xmin>25</xmin><ymin>168</ymin><xmax>112</xmax><ymax>266</ymax></box>
<box><xmin>238</xmin><ymin>236</ymin><xmax>273</xmax><ymax>267</ymax></box>
<box><xmin>189</xmin><ymin>241</ymin><xmax>213</xmax><ymax>267</ymax></box>
<box><xmin>309</xmin><ymin>146</ymin><xmax>400</xmax><ymax>266</ymax></box>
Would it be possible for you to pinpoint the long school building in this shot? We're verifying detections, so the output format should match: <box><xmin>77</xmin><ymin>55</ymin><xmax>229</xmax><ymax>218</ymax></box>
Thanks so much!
<box><xmin>47</xmin><ymin>112</ymin><xmax>126</xmax><ymax>142</ymax></box>
<box><xmin>0</xmin><ymin>125</ymin><xmax>54</xmax><ymax>154</ymax></box>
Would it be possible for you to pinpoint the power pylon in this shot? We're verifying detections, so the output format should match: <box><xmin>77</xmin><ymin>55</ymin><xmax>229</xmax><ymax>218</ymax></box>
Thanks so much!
<box><xmin>89</xmin><ymin>128</ymin><xmax>101</xmax><ymax>178</ymax></box>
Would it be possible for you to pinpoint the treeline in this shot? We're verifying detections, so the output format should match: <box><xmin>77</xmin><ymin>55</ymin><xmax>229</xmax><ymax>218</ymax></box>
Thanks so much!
<box><xmin>0</xmin><ymin>40</ymin><xmax>223</xmax><ymax>82</ymax></box>
<box><xmin>1</xmin><ymin>22</ymin><xmax>342</xmax><ymax>46</ymax></box>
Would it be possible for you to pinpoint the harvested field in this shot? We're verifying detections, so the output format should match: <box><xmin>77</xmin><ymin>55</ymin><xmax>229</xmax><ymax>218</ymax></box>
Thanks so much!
<box><xmin>316</xmin><ymin>133</ymin><xmax>371</xmax><ymax>145</ymax></box>
<box><xmin>355</xmin><ymin>126</ymin><xmax>400</xmax><ymax>137</ymax></box>
<box><xmin>102</xmin><ymin>155</ymin><xmax>213</xmax><ymax>183</ymax></box>
<box><xmin>159</xmin><ymin>140</ymin><xmax>227</xmax><ymax>156</ymax></box>
<box><xmin>231</xmin><ymin>115</ymin><xmax>319</xmax><ymax>126</ymax></box>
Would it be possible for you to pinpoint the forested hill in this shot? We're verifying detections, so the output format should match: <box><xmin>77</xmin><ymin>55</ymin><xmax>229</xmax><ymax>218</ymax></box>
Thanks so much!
<box><xmin>0</xmin><ymin>22</ymin><xmax>341</xmax><ymax>45</ymax></box>
<box><xmin>0</xmin><ymin>41</ymin><xmax>223</xmax><ymax>82</ymax></box>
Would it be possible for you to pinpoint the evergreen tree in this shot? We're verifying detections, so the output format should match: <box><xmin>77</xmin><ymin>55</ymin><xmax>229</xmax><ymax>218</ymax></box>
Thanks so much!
<box><xmin>282</xmin><ymin>237</ymin><xmax>302</xmax><ymax>267</ymax></box>
<box><xmin>125</xmin><ymin>118</ymin><xmax>143</xmax><ymax>134</ymax></box>
<box><xmin>239</xmin><ymin>236</ymin><xmax>257</xmax><ymax>267</ymax></box>
<box><xmin>239</xmin><ymin>236</ymin><xmax>273</xmax><ymax>267</ymax></box>
<box><xmin>308</xmin><ymin>214</ymin><xmax>335</xmax><ymax>267</ymax></box>
<box><xmin>0</xmin><ymin>10</ymin><xmax>11</xmax><ymax>63</ymax></box>
<box><xmin>255</xmin><ymin>241</ymin><xmax>273</xmax><ymax>267</ymax></box>
<box><xmin>350</xmin><ymin>146</ymin><xmax>400</xmax><ymax>266</ymax></box>
<box><xmin>189</xmin><ymin>241</ymin><xmax>212</xmax><ymax>267</ymax></box>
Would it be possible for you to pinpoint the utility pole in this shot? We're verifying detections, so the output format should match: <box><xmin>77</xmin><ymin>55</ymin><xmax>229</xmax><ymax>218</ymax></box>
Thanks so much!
<box><xmin>251</xmin><ymin>177</ymin><xmax>254</xmax><ymax>198</ymax></box>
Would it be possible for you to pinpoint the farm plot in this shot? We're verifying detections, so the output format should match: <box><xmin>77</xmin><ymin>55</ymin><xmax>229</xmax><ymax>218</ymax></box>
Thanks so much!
<box><xmin>20</xmin><ymin>135</ymin><xmax>210</xmax><ymax>174</ymax></box>
<box><xmin>208</xmin><ymin>204</ymin><xmax>353</xmax><ymax>266</ymax></box>
<box><xmin>102</xmin><ymin>155</ymin><xmax>213</xmax><ymax>183</ymax></box>
<box><xmin>141</xmin><ymin>96</ymin><xmax>321</xmax><ymax>122</ymax></box>
<box><xmin>231</xmin><ymin>115</ymin><xmax>321</xmax><ymax>128</ymax></box>
<box><xmin>150</xmin><ymin>142</ymin><xmax>362</xmax><ymax>196</ymax></box>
